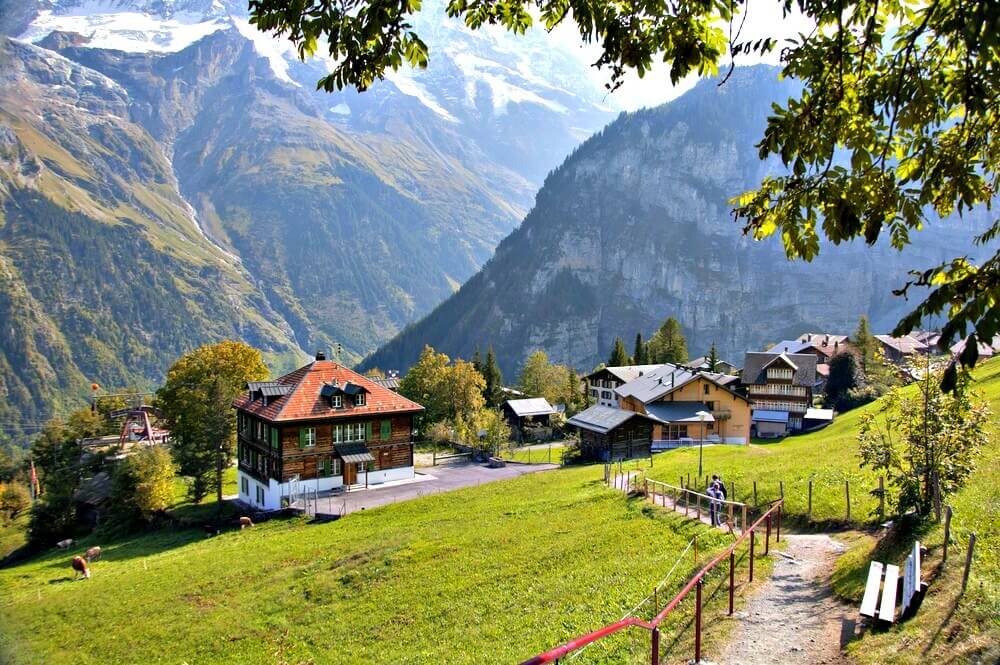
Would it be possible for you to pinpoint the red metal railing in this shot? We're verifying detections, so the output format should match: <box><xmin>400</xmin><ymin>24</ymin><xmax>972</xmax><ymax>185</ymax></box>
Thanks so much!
<box><xmin>519</xmin><ymin>499</ymin><xmax>784</xmax><ymax>665</ymax></box>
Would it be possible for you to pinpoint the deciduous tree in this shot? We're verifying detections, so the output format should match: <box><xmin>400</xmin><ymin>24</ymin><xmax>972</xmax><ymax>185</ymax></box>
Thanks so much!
<box><xmin>858</xmin><ymin>371</ymin><xmax>991</xmax><ymax>517</ymax></box>
<box><xmin>108</xmin><ymin>446</ymin><xmax>176</xmax><ymax>528</ymax></box>
<box><xmin>156</xmin><ymin>341</ymin><xmax>268</xmax><ymax>503</ymax></box>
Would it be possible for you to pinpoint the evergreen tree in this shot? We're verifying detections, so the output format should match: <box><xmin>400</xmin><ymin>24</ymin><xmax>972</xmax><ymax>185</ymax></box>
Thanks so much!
<box><xmin>564</xmin><ymin>368</ymin><xmax>585</xmax><ymax>416</ymax></box>
<box><xmin>825</xmin><ymin>353</ymin><xmax>859</xmax><ymax>410</ymax></box>
<box><xmin>608</xmin><ymin>336</ymin><xmax>629</xmax><ymax>366</ymax></box>
<box><xmin>472</xmin><ymin>348</ymin><xmax>483</xmax><ymax>376</ymax></box>
<box><xmin>708</xmin><ymin>342</ymin><xmax>719</xmax><ymax>372</ymax></box>
<box><xmin>633</xmin><ymin>333</ymin><xmax>646</xmax><ymax>365</ymax></box>
<box><xmin>648</xmin><ymin>317</ymin><xmax>689</xmax><ymax>364</ymax></box>
<box><xmin>853</xmin><ymin>315</ymin><xmax>877</xmax><ymax>373</ymax></box>
<box><xmin>483</xmin><ymin>347</ymin><xmax>504</xmax><ymax>408</ymax></box>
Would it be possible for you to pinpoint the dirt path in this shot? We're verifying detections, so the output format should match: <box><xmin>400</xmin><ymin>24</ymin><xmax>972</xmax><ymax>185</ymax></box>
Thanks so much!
<box><xmin>714</xmin><ymin>534</ymin><xmax>853</xmax><ymax>665</ymax></box>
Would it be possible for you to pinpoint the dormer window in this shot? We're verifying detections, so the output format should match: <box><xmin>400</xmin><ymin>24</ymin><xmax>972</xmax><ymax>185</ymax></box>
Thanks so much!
<box><xmin>331</xmin><ymin>394</ymin><xmax>343</xmax><ymax>408</ymax></box>
<box><xmin>355</xmin><ymin>393</ymin><xmax>366</xmax><ymax>407</ymax></box>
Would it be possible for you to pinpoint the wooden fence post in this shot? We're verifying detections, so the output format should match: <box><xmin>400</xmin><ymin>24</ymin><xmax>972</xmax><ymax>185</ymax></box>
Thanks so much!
<box><xmin>808</xmin><ymin>479</ymin><xmax>813</xmax><ymax>516</ymax></box>
<box><xmin>962</xmin><ymin>533</ymin><xmax>976</xmax><ymax>593</ymax></box>
<box><xmin>753</xmin><ymin>480</ymin><xmax>758</xmax><ymax>507</ymax></box>
<box><xmin>845</xmin><ymin>480</ymin><xmax>851</xmax><ymax>521</ymax></box>
<box><xmin>943</xmin><ymin>506</ymin><xmax>953</xmax><ymax>564</ymax></box>
<box><xmin>730</xmin><ymin>481</ymin><xmax>735</xmax><ymax>502</ymax></box>
<box><xmin>687</xmin><ymin>472</ymin><xmax>691</xmax><ymax>488</ymax></box>
<box><xmin>779</xmin><ymin>481</ymin><xmax>784</xmax><ymax>500</ymax></box>
<box><xmin>878</xmin><ymin>476</ymin><xmax>885</xmax><ymax>521</ymax></box>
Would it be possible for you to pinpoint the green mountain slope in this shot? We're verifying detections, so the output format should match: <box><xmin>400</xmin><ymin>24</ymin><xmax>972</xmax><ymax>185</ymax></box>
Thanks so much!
<box><xmin>0</xmin><ymin>37</ymin><xmax>305</xmax><ymax>444</ymax></box>
<box><xmin>362</xmin><ymin>66</ymin><xmax>989</xmax><ymax>376</ymax></box>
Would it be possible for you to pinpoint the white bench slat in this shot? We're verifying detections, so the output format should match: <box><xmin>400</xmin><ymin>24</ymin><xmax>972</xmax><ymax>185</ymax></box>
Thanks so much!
<box><xmin>879</xmin><ymin>564</ymin><xmax>900</xmax><ymax>622</ymax></box>
<box><xmin>860</xmin><ymin>561</ymin><xmax>883</xmax><ymax>617</ymax></box>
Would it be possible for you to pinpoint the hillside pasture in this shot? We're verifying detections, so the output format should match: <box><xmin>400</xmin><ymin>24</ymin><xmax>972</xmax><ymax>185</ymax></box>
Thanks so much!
<box><xmin>0</xmin><ymin>465</ymin><xmax>738</xmax><ymax>664</ymax></box>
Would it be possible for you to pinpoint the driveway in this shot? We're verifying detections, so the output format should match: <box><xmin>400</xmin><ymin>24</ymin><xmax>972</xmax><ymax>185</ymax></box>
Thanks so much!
<box><xmin>307</xmin><ymin>460</ymin><xmax>559</xmax><ymax>517</ymax></box>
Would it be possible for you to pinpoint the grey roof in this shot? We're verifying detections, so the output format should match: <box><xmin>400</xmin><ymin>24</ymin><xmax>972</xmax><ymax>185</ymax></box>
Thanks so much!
<box><xmin>741</xmin><ymin>352</ymin><xmax>817</xmax><ymax>387</ymax></box>
<box><xmin>248</xmin><ymin>381</ymin><xmax>293</xmax><ymax>397</ymax></box>
<box><xmin>585</xmin><ymin>364</ymin><xmax>668</xmax><ymax>383</ymax></box>
<box><xmin>567</xmin><ymin>405</ymin><xmax>651</xmax><ymax>434</ymax></box>
<box><xmin>370</xmin><ymin>376</ymin><xmax>401</xmax><ymax>390</ymax></box>
<box><xmin>874</xmin><ymin>335</ymin><xmax>927</xmax><ymax>355</ymax></box>
<box><xmin>334</xmin><ymin>442</ymin><xmax>375</xmax><ymax>464</ymax></box>
<box><xmin>645</xmin><ymin>402</ymin><xmax>715</xmax><ymax>424</ymax></box>
<box><xmin>505</xmin><ymin>397</ymin><xmax>557</xmax><ymax>417</ymax></box>
<box><xmin>804</xmin><ymin>408</ymin><xmax>835</xmax><ymax>421</ymax></box>
<box><xmin>684</xmin><ymin>357</ymin><xmax>738</xmax><ymax>372</ymax></box>
<box><xmin>752</xmin><ymin>410</ymin><xmax>790</xmax><ymax>423</ymax></box>
<box><xmin>615</xmin><ymin>364</ymin><xmax>741</xmax><ymax>404</ymax></box>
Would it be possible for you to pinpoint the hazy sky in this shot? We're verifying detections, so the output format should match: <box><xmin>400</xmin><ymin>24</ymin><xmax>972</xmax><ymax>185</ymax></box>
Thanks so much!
<box><xmin>548</xmin><ymin>1</ymin><xmax>815</xmax><ymax>110</ymax></box>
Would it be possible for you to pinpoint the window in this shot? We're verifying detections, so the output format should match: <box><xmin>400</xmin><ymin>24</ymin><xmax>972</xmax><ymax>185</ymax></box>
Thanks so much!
<box><xmin>270</xmin><ymin>427</ymin><xmax>280</xmax><ymax>450</ymax></box>
<box><xmin>255</xmin><ymin>420</ymin><xmax>265</xmax><ymax>440</ymax></box>
<box><xmin>706</xmin><ymin>401</ymin><xmax>715</xmax><ymax>411</ymax></box>
<box><xmin>331</xmin><ymin>394</ymin><xmax>343</xmax><ymax>408</ymax></box>
<box><xmin>318</xmin><ymin>458</ymin><xmax>332</xmax><ymax>477</ymax></box>
<box><xmin>332</xmin><ymin>458</ymin><xmax>342</xmax><ymax>476</ymax></box>
<box><xmin>241</xmin><ymin>477</ymin><xmax>249</xmax><ymax>494</ymax></box>
<box><xmin>354</xmin><ymin>422</ymin><xmax>365</xmax><ymax>441</ymax></box>
<box><xmin>380</xmin><ymin>419</ymin><xmax>392</xmax><ymax>440</ymax></box>
<box><xmin>256</xmin><ymin>486</ymin><xmax>264</xmax><ymax>504</ymax></box>
<box><xmin>299</xmin><ymin>427</ymin><xmax>316</xmax><ymax>447</ymax></box>
<box><xmin>355</xmin><ymin>392</ymin><xmax>366</xmax><ymax>407</ymax></box>
<box><xmin>704</xmin><ymin>384</ymin><xmax>710</xmax><ymax>395</ymax></box>
<box><xmin>590</xmin><ymin>388</ymin><xmax>598</xmax><ymax>397</ymax></box>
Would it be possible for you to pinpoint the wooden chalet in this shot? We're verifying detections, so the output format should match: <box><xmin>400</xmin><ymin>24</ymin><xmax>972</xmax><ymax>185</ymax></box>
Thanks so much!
<box><xmin>567</xmin><ymin>405</ymin><xmax>657</xmax><ymax>462</ymax></box>
<box><xmin>741</xmin><ymin>352</ymin><xmax>817</xmax><ymax>433</ymax></box>
<box><xmin>232</xmin><ymin>352</ymin><xmax>423</xmax><ymax>510</ymax></box>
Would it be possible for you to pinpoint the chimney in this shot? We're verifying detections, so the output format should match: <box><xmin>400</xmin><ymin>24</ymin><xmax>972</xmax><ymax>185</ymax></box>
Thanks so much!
<box><xmin>315</xmin><ymin>350</ymin><xmax>326</xmax><ymax>361</ymax></box>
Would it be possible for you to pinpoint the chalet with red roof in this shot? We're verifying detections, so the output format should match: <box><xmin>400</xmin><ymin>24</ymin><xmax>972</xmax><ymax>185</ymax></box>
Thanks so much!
<box><xmin>233</xmin><ymin>351</ymin><xmax>423</xmax><ymax>510</ymax></box>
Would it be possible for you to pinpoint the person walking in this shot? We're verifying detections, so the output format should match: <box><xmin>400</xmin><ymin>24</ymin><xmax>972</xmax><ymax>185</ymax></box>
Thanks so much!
<box><xmin>706</xmin><ymin>482</ymin><xmax>719</xmax><ymax>526</ymax></box>
<box><xmin>710</xmin><ymin>475</ymin><xmax>724</xmax><ymax>527</ymax></box>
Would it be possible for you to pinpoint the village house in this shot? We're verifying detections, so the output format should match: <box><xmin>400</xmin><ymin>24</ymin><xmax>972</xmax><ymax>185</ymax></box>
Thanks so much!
<box><xmin>767</xmin><ymin>333</ymin><xmax>851</xmax><ymax>391</ymax></box>
<box><xmin>567</xmin><ymin>404</ymin><xmax>658</xmax><ymax>462</ymax></box>
<box><xmin>615</xmin><ymin>365</ymin><xmax>752</xmax><ymax>445</ymax></box>
<box><xmin>874</xmin><ymin>334</ymin><xmax>928</xmax><ymax>363</ymax></box>
<box><xmin>503</xmin><ymin>397</ymin><xmax>557</xmax><ymax>442</ymax></box>
<box><xmin>584</xmin><ymin>364</ymin><xmax>665</xmax><ymax>407</ymax></box>
<box><xmin>233</xmin><ymin>352</ymin><xmax>423</xmax><ymax>510</ymax></box>
<box><xmin>683</xmin><ymin>356</ymin><xmax>740</xmax><ymax>375</ymax></box>
<box><xmin>741</xmin><ymin>351</ymin><xmax>817</xmax><ymax>434</ymax></box>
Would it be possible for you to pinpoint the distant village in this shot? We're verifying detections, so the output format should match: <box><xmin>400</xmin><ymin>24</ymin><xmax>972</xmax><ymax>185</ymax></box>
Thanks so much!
<box><xmin>9</xmin><ymin>321</ymin><xmax>992</xmax><ymax>532</ymax></box>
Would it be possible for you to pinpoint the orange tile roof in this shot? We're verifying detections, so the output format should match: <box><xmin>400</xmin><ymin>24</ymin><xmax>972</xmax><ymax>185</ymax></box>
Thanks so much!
<box><xmin>233</xmin><ymin>360</ymin><xmax>423</xmax><ymax>422</ymax></box>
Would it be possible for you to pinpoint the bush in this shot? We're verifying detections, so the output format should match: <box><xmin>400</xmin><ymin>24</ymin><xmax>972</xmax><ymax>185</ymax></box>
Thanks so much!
<box><xmin>107</xmin><ymin>447</ymin><xmax>177</xmax><ymax>530</ymax></box>
<box><xmin>27</xmin><ymin>490</ymin><xmax>77</xmax><ymax>546</ymax></box>
<box><xmin>0</xmin><ymin>482</ymin><xmax>31</xmax><ymax>520</ymax></box>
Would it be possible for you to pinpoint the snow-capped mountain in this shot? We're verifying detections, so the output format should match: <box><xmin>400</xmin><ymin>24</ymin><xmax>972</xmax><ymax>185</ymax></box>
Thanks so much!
<box><xmin>17</xmin><ymin>0</ymin><xmax>616</xmax><ymax>184</ymax></box>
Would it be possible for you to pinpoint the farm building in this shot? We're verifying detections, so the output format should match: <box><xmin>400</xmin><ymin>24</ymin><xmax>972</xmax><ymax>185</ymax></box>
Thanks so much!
<box><xmin>232</xmin><ymin>352</ymin><xmax>424</xmax><ymax>510</ymax></box>
<box><xmin>567</xmin><ymin>405</ymin><xmax>657</xmax><ymax>462</ymax></box>
<box><xmin>503</xmin><ymin>398</ymin><xmax>557</xmax><ymax>442</ymax></box>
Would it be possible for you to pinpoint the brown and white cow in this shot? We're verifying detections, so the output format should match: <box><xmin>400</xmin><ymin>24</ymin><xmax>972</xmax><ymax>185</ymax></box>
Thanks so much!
<box><xmin>85</xmin><ymin>546</ymin><xmax>102</xmax><ymax>563</ymax></box>
<box><xmin>71</xmin><ymin>556</ymin><xmax>90</xmax><ymax>580</ymax></box>
<box><xmin>239</xmin><ymin>516</ymin><xmax>254</xmax><ymax>529</ymax></box>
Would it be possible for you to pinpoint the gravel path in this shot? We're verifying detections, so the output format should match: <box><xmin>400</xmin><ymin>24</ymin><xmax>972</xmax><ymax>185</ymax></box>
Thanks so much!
<box><xmin>714</xmin><ymin>534</ymin><xmax>852</xmax><ymax>665</ymax></box>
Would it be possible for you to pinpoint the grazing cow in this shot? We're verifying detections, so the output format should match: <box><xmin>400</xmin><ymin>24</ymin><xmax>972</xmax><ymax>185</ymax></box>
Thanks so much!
<box><xmin>71</xmin><ymin>556</ymin><xmax>90</xmax><ymax>580</ymax></box>
<box><xmin>239</xmin><ymin>516</ymin><xmax>254</xmax><ymax>529</ymax></box>
<box><xmin>56</xmin><ymin>538</ymin><xmax>74</xmax><ymax>549</ymax></box>
<box><xmin>85</xmin><ymin>546</ymin><xmax>102</xmax><ymax>563</ymax></box>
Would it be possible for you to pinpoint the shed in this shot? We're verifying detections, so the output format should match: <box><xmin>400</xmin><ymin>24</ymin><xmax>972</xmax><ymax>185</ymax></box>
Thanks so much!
<box><xmin>752</xmin><ymin>409</ymin><xmax>790</xmax><ymax>438</ymax></box>
<box><xmin>567</xmin><ymin>405</ymin><xmax>657</xmax><ymax>462</ymax></box>
<box><xmin>503</xmin><ymin>398</ymin><xmax>557</xmax><ymax>441</ymax></box>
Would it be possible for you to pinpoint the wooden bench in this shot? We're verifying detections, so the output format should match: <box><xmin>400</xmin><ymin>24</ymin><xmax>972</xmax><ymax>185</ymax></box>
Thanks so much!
<box><xmin>859</xmin><ymin>541</ymin><xmax>927</xmax><ymax>625</ymax></box>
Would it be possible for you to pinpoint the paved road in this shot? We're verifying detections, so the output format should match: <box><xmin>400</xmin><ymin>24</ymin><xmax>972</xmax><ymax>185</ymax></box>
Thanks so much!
<box><xmin>308</xmin><ymin>460</ymin><xmax>559</xmax><ymax>516</ymax></box>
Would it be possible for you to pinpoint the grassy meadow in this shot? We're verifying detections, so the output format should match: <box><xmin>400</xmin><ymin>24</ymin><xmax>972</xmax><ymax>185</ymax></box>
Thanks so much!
<box><xmin>0</xmin><ymin>360</ymin><xmax>996</xmax><ymax>664</ymax></box>
<box><xmin>0</xmin><ymin>464</ymin><xmax>746</xmax><ymax>665</ymax></box>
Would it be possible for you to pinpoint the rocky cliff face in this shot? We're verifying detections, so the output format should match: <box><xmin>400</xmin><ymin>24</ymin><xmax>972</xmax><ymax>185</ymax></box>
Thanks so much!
<box><xmin>362</xmin><ymin>66</ymin><xmax>987</xmax><ymax>376</ymax></box>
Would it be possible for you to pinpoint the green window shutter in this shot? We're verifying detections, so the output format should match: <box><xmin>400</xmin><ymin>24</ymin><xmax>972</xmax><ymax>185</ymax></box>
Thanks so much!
<box><xmin>381</xmin><ymin>419</ymin><xmax>391</xmax><ymax>440</ymax></box>
<box><xmin>298</xmin><ymin>428</ymin><xmax>305</xmax><ymax>448</ymax></box>
<box><xmin>271</xmin><ymin>428</ymin><xmax>279</xmax><ymax>450</ymax></box>
<box><xmin>366</xmin><ymin>421</ymin><xmax>373</xmax><ymax>440</ymax></box>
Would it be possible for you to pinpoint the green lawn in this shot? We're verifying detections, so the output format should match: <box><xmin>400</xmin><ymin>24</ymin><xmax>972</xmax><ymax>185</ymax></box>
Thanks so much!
<box><xmin>0</xmin><ymin>464</ymin><xmax>746</xmax><ymax>665</ymax></box>
<box><xmin>501</xmin><ymin>443</ymin><xmax>565</xmax><ymax>465</ymax></box>
<box><xmin>0</xmin><ymin>513</ymin><xmax>28</xmax><ymax>560</ymax></box>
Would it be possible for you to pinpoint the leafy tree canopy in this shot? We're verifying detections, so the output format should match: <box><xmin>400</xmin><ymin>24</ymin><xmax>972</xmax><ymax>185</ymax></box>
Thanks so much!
<box><xmin>156</xmin><ymin>341</ymin><xmax>268</xmax><ymax>503</ymax></box>
<box><xmin>251</xmin><ymin>0</ymin><xmax>999</xmax><ymax>386</ymax></box>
